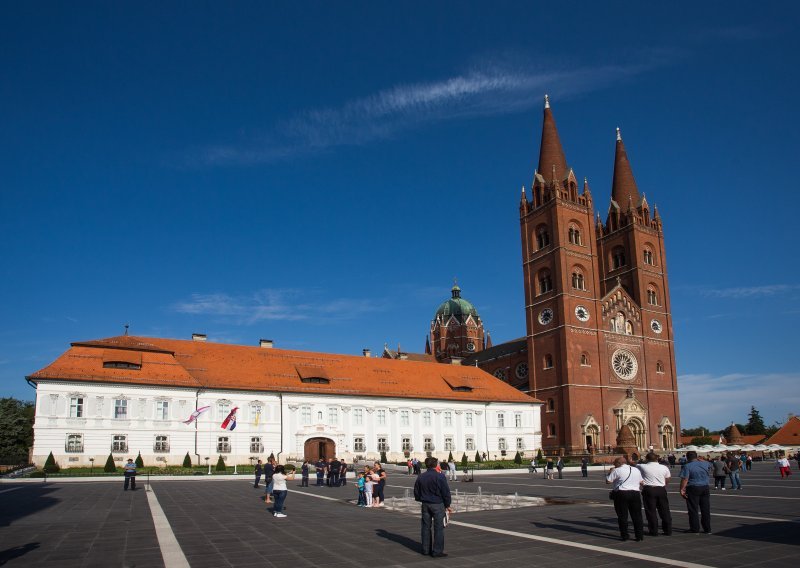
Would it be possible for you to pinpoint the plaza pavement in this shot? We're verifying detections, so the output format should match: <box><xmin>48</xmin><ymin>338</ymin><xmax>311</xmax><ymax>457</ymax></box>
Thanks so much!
<box><xmin>0</xmin><ymin>461</ymin><xmax>797</xmax><ymax>567</ymax></box>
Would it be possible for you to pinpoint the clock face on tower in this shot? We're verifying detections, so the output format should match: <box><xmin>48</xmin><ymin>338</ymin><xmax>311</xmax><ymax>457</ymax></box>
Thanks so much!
<box><xmin>650</xmin><ymin>319</ymin><xmax>663</xmax><ymax>334</ymax></box>
<box><xmin>575</xmin><ymin>305</ymin><xmax>590</xmax><ymax>322</ymax></box>
<box><xmin>538</xmin><ymin>308</ymin><xmax>554</xmax><ymax>325</ymax></box>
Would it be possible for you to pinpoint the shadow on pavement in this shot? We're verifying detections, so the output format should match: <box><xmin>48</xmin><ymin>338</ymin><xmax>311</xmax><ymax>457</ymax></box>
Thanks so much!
<box><xmin>715</xmin><ymin>521</ymin><xmax>800</xmax><ymax>545</ymax></box>
<box><xmin>0</xmin><ymin>543</ymin><xmax>40</xmax><ymax>566</ymax></box>
<box><xmin>530</xmin><ymin>516</ymin><xmax>621</xmax><ymax>540</ymax></box>
<box><xmin>375</xmin><ymin>528</ymin><xmax>421</xmax><ymax>553</ymax></box>
<box><xmin>0</xmin><ymin>485</ymin><xmax>59</xmax><ymax>527</ymax></box>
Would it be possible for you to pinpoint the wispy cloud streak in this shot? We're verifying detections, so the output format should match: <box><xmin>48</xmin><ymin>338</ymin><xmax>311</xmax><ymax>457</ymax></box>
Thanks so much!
<box><xmin>201</xmin><ymin>53</ymin><xmax>672</xmax><ymax>165</ymax></box>
<box><xmin>696</xmin><ymin>284</ymin><xmax>800</xmax><ymax>299</ymax></box>
<box><xmin>172</xmin><ymin>289</ymin><xmax>379</xmax><ymax>324</ymax></box>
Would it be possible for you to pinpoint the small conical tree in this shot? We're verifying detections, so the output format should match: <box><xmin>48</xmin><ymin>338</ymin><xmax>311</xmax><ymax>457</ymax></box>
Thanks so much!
<box><xmin>135</xmin><ymin>452</ymin><xmax>144</xmax><ymax>468</ymax></box>
<box><xmin>536</xmin><ymin>448</ymin><xmax>543</xmax><ymax>462</ymax></box>
<box><xmin>267</xmin><ymin>452</ymin><xmax>275</xmax><ymax>462</ymax></box>
<box><xmin>474</xmin><ymin>451</ymin><xmax>482</xmax><ymax>463</ymax></box>
<box><xmin>447</xmin><ymin>451</ymin><xmax>454</xmax><ymax>462</ymax></box>
<box><xmin>461</xmin><ymin>453</ymin><xmax>468</xmax><ymax>467</ymax></box>
<box><xmin>182</xmin><ymin>452</ymin><xmax>192</xmax><ymax>468</ymax></box>
<box><xmin>104</xmin><ymin>453</ymin><xmax>116</xmax><ymax>473</ymax></box>
<box><xmin>43</xmin><ymin>451</ymin><xmax>60</xmax><ymax>473</ymax></box>
<box><xmin>215</xmin><ymin>455</ymin><xmax>227</xmax><ymax>472</ymax></box>
<box><xmin>380</xmin><ymin>451</ymin><xmax>387</xmax><ymax>463</ymax></box>
<box><xmin>514</xmin><ymin>451</ymin><xmax>522</xmax><ymax>464</ymax></box>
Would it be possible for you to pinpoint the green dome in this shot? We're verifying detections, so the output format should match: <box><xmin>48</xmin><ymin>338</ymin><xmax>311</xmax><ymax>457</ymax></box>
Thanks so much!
<box><xmin>435</xmin><ymin>285</ymin><xmax>479</xmax><ymax>321</ymax></box>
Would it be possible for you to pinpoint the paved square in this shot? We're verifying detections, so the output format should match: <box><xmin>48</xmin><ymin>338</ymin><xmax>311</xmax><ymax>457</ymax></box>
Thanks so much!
<box><xmin>1</xmin><ymin>461</ymin><xmax>797</xmax><ymax>567</ymax></box>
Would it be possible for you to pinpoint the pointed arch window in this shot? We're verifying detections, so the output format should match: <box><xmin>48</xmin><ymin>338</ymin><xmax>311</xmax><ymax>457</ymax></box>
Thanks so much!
<box><xmin>612</xmin><ymin>247</ymin><xmax>626</xmax><ymax>270</ymax></box>
<box><xmin>538</xmin><ymin>269</ymin><xmax>553</xmax><ymax>295</ymax></box>
<box><xmin>643</xmin><ymin>248</ymin><xmax>654</xmax><ymax>266</ymax></box>
<box><xmin>568</xmin><ymin>226</ymin><xmax>583</xmax><ymax>245</ymax></box>
<box><xmin>536</xmin><ymin>226</ymin><xmax>551</xmax><ymax>250</ymax></box>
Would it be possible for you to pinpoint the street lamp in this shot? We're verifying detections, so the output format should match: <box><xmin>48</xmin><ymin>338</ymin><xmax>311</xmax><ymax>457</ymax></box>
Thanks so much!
<box><xmin>89</xmin><ymin>457</ymin><xmax>95</xmax><ymax>476</ymax></box>
<box><xmin>205</xmin><ymin>456</ymin><xmax>211</xmax><ymax>475</ymax></box>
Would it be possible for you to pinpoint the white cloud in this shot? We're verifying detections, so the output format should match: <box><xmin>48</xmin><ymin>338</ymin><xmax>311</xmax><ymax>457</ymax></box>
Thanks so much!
<box><xmin>678</xmin><ymin>372</ymin><xmax>800</xmax><ymax>430</ymax></box>
<box><xmin>171</xmin><ymin>289</ymin><xmax>379</xmax><ymax>324</ymax></box>
<box><xmin>697</xmin><ymin>284</ymin><xmax>800</xmax><ymax>299</ymax></box>
<box><xmin>201</xmin><ymin>53</ymin><xmax>672</xmax><ymax>165</ymax></box>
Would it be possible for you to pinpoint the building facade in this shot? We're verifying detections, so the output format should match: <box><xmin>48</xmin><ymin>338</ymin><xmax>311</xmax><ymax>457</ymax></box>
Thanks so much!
<box><xmin>28</xmin><ymin>334</ymin><xmax>541</xmax><ymax>468</ymax></box>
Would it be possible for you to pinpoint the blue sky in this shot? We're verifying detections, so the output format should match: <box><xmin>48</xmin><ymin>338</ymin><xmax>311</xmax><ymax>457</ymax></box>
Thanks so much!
<box><xmin>1</xmin><ymin>2</ymin><xmax>798</xmax><ymax>430</ymax></box>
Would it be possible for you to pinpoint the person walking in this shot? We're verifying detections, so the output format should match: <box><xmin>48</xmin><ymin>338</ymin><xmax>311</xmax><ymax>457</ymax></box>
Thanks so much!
<box><xmin>711</xmin><ymin>457</ymin><xmax>729</xmax><ymax>490</ymax></box>
<box><xmin>580</xmin><ymin>457</ymin><xmax>589</xmax><ymax>478</ymax></box>
<box><xmin>679</xmin><ymin>451</ymin><xmax>713</xmax><ymax>534</ymax></box>
<box><xmin>270</xmin><ymin>465</ymin><xmax>294</xmax><ymax>518</ymax></box>
<box><xmin>776</xmin><ymin>455</ymin><xmax>792</xmax><ymax>478</ymax></box>
<box><xmin>668</xmin><ymin>453</ymin><xmax>676</xmax><ymax>469</ymax></box>
<box><xmin>253</xmin><ymin>459</ymin><xmax>263</xmax><ymax>488</ymax></box>
<box><xmin>726</xmin><ymin>454</ymin><xmax>742</xmax><ymax>490</ymax></box>
<box><xmin>545</xmin><ymin>458</ymin><xmax>554</xmax><ymax>480</ymax></box>
<box><xmin>556</xmin><ymin>457</ymin><xmax>564</xmax><ymax>479</ymax></box>
<box><xmin>529</xmin><ymin>458</ymin><xmax>538</xmax><ymax>474</ymax></box>
<box><xmin>123</xmin><ymin>458</ymin><xmax>137</xmax><ymax>491</ymax></box>
<box><xmin>447</xmin><ymin>458</ymin><xmax>457</xmax><ymax>482</ymax></box>
<box><xmin>606</xmin><ymin>456</ymin><xmax>645</xmax><ymax>541</ymax></box>
<box><xmin>300</xmin><ymin>459</ymin><xmax>309</xmax><ymax>487</ymax></box>
<box><xmin>745</xmin><ymin>454</ymin><xmax>752</xmax><ymax>471</ymax></box>
<box><xmin>637</xmin><ymin>452</ymin><xmax>672</xmax><ymax>536</ymax></box>
<box><xmin>414</xmin><ymin>457</ymin><xmax>452</xmax><ymax>558</ymax></box>
<box><xmin>263</xmin><ymin>457</ymin><xmax>275</xmax><ymax>504</ymax></box>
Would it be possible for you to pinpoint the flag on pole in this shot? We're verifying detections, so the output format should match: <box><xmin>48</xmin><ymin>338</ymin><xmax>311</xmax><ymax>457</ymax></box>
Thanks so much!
<box><xmin>183</xmin><ymin>405</ymin><xmax>211</xmax><ymax>425</ymax></box>
<box><xmin>254</xmin><ymin>409</ymin><xmax>260</xmax><ymax>426</ymax></box>
<box><xmin>221</xmin><ymin>407</ymin><xmax>239</xmax><ymax>431</ymax></box>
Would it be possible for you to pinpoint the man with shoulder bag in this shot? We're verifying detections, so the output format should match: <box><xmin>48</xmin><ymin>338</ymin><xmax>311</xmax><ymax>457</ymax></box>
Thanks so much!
<box><xmin>606</xmin><ymin>456</ymin><xmax>645</xmax><ymax>541</ymax></box>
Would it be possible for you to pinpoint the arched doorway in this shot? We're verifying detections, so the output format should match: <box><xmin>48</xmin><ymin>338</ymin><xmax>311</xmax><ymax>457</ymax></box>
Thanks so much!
<box><xmin>304</xmin><ymin>437</ymin><xmax>336</xmax><ymax>461</ymax></box>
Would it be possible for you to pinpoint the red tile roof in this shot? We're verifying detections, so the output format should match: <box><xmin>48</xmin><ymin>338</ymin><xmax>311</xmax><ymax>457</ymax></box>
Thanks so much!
<box><xmin>766</xmin><ymin>416</ymin><xmax>800</xmax><ymax>446</ymax></box>
<box><xmin>28</xmin><ymin>336</ymin><xmax>539</xmax><ymax>404</ymax></box>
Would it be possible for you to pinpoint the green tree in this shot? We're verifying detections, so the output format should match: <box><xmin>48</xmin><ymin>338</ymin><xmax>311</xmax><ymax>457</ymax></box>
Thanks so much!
<box><xmin>43</xmin><ymin>451</ymin><xmax>60</xmax><ymax>473</ymax></box>
<box><xmin>135</xmin><ymin>452</ymin><xmax>144</xmax><ymax>468</ymax></box>
<box><xmin>461</xmin><ymin>452</ymin><xmax>468</xmax><ymax>467</ymax></box>
<box><xmin>447</xmin><ymin>451</ymin><xmax>454</xmax><ymax>462</ymax></box>
<box><xmin>474</xmin><ymin>451</ymin><xmax>481</xmax><ymax>463</ymax></box>
<box><xmin>215</xmin><ymin>455</ymin><xmax>227</xmax><ymax>472</ymax></box>
<box><xmin>682</xmin><ymin>426</ymin><xmax>710</xmax><ymax>437</ymax></box>
<box><xmin>104</xmin><ymin>453</ymin><xmax>117</xmax><ymax>473</ymax></box>
<box><xmin>380</xmin><ymin>451</ymin><xmax>387</xmax><ymax>463</ymax></box>
<box><xmin>690</xmin><ymin>436</ymin><xmax>714</xmax><ymax>446</ymax></box>
<box><xmin>182</xmin><ymin>452</ymin><xmax>192</xmax><ymax>468</ymax></box>
<box><xmin>746</xmin><ymin>406</ymin><xmax>766</xmax><ymax>435</ymax></box>
<box><xmin>267</xmin><ymin>452</ymin><xmax>275</xmax><ymax>462</ymax></box>
<box><xmin>513</xmin><ymin>451</ymin><xmax>522</xmax><ymax>464</ymax></box>
<box><xmin>536</xmin><ymin>448</ymin><xmax>543</xmax><ymax>462</ymax></box>
<box><xmin>0</xmin><ymin>398</ymin><xmax>35</xmax><ymax>465</ymax></box>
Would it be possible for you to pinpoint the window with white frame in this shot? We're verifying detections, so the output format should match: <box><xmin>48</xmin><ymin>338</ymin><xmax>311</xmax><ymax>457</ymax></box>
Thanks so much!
<box><xmin>69</xmin><ymin>397</ymin><xmax>84</xmax><ymax>418</ymax></box>
<box><xmin>400</xmin><ymin>410</ymin><xmax>410</xmax><ymax>426</ymax></box>
<box><xmin>402</xmin><ymin>437</ymin><xmax>412</xmax><ymax>451</ymax></box>
<box><xmin>353</xmin><ymin>437</ymin><xmax>365</xmax><ymax>452</ymax></box>
<box><xmin>328</xmin><ymin>407</ymin><xmax>338</xmax><ymax>425</ymax></box>
<box><xmin>301</xmin><ymin>406</ymin><xmax>311</xmax><ymax>425</ymax></box>
<box><xmin>444</xmin><ymin>411</ymin><xmax>452</xmax><ymax>427</ymax></box>
<box><xmin>217</xmin><ymin>401</ymin><xmax>230</xmax><ymax>418</ymax></box>
<box><xmin>353</xmin><ymin>408</ymin><xmax>363</xmax><ymax>425</ymax></box>
<box><xmin>66</xmin><ymin>433</ymin><xmax>83</xmax><ymax>452</ymax></box>
<box><xmin>465</xmin><ymin>437</ymin><xmax>475</xmax><ymax>451</ymax></box>
<box><xmin>515</xmin><ymin>413</ymin><xmax>522</xmax><ymax>428</ymax></box>
<box><xmin>251</xmin><ymin>404</ymin><xmax>262</xmax><ymax>424</ymax></box>
<box><xmin>377</xmin><ymin>409</ymin><xmax>386</xmax><ymax>426</ymax></box>
<box><xmin>423</xmin><ymin>410</ymin><xmax>432</xmax><ymax>427</ymax></box>
<box><xmin>112</xmin><ymin>434</ymin><xmax>127</xmax><ymax>452</ymax></box>
<box><xmin>250</xmin><ymin>436</ymin><xmax>263</xmax><ymax>453</ymax></box>
<box><xmin>498</xmin><ymin>413</ymin><xmax>505</xmax><ymax>428</ymax></box>
<box><xmin>516</xmin><ymin>437</ymin><xmax>524</xmax><ymax>450</ymax></box>
<box><xmin>154</xmin><ymin>435</ymin><xmax>169</xmax><ymax>452</ymax></box>
<box><xmin>217</xmin><ymin>436</ymin><xmax>231</xmax><ymax>453</ymax></box>
<box><xmin>498</xmin><ymin>438</ymin><xmax>507</xmax><ymax>451</ymax></box>
<box><xmin>377</xmin><ymin>437</ymin><xmax>389</xmax><ymax>452</ymax></box>
<box><xmin>444</xmin><ymin>437</ymin><xmax>454</xmax><ymax>451</ymax></box>
<box><xmin>423</xmin><ymin>436</ymin><xmax>434</xmax><ymax>451</ymax></box>
<box><xmin>465</xmin><ymin>412</ymin><xmax>473</xmax><ymax>427</ymax></box>
<box><xmin>114</xmin><ymin>399</ymin><xmax>127</xmax><ymax>419</ymax></box>
<box><xmin>155</xmin><ymin>401</ymin><xmax>169</xmax><ymax>421</ymax></box>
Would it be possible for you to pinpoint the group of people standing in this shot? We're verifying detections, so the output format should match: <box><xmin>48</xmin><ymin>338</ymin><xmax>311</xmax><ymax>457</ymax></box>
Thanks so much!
<box><xmin>356</xmin><ymin>462</ymin><xmax>387</xmax><ymax>507</ymax></box>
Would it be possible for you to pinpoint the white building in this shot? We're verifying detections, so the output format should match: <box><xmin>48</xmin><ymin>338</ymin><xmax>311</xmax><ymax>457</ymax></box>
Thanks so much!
<box><xmin>28</xmin><ymin>334</ymin><xmax>542</xmax><ymax>467</ymax></box>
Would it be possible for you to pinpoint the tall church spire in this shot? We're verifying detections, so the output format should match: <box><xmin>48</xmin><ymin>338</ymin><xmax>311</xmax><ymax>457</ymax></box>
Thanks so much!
<box><xmin>611</xmin><ymin>127</ymin><xmax>641</xmax><ymax>207</ymax></box>
<box><xmin>538</xmin><ymin>95</ymin><xmax>569</xmax><ymax>183</ymax></box>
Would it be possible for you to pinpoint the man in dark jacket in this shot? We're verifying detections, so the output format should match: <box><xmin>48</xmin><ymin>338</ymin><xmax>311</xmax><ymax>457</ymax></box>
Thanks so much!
<box><xmin>413</xmin><ymin>457</ymin><xmax>452</xmax><ymax>558</ymax></box>
<box><xmin>254</xmin><ymin>459</ymin><xmax>263</xmax><ymax>488</ymax></box>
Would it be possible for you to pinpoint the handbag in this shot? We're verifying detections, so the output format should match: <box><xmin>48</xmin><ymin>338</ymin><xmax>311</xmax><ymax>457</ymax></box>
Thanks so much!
<box><xmin>609</xmin><ymin>465</ymin><xmax>632</xmax><ymax>500</ymax></box>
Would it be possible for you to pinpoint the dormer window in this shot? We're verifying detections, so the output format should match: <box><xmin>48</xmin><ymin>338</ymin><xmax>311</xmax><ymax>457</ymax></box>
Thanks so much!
<box><xmin>102</xmin><ymin>349</ymin><xmax>142</xmax><ymax>370</ymax></box>
<box><xmin>301</xmin><ymin>376</ymin><xmax>330</xmax><ymax>384</ymax></box>
<box><xmin>103</xmin><ymin>361</ymin><xmax>141</xmax><ymax>370</ymax></box>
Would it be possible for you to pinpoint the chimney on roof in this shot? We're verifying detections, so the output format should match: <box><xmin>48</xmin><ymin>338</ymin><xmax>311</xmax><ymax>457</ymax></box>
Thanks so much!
<box><xmin>363</xmin><ymin>348</ymin><xmax>371</xmax><ymax>358</ymax></box>
<box><xmin>450</xmin><ymin>357</ymin><xmax>463</xmax><ymax>365</ymax></box>
<box><xmin>192</xmin><ymin>333</ymin><xmax>207</xmax><ymax>342</ymax></box>
<box><xmin>259</xmin><ymin>339</ymin><xmax>274</xmax><ymax>349</ymax></box>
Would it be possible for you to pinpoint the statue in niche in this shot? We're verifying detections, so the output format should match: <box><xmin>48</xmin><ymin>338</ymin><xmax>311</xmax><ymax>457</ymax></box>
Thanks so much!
<box><xmin>616</xmin><ymin>313</ymin><xmax>625</xmax><ymax>333</ymax></box>
<box><xmin>625</xmin><ymin>321</ymin><xmax>633</xmax><ymax>335</ymax></box>
<box><xmin>626</xmin><ymin>387</ymin><xmax>634</xmax><ymax>398</ymax></box>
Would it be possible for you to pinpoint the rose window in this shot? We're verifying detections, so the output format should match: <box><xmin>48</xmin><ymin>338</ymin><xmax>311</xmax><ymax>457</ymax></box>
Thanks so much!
<box><xmin>515</xmin><ymin>362</ymin><xmax>529</xmax><ymax>379</ymax></box>
<box><xmin>611</xmin><ymin>349</ymin><xmax>638</xmax><ymax>380</ymax></box>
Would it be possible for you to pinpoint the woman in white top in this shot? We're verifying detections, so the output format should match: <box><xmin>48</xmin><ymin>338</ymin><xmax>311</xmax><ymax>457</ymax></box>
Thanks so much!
<box><xmin>271</xmin><ymin>465</ymin><xmax>295</xmax><ymax>518</ymax></box>
<box><xmin>606</xmin><ymin>456</ymin><xmax>645</xmax><ymax>541</ymax></box>
<box><xmin>777</xmin><ymin>456</ymin><xmax>792</xmax><ymax>478</ymax></box>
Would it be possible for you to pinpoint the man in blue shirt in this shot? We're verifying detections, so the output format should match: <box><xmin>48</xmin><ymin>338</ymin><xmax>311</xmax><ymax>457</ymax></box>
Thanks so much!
<box><xmin>679</xmin><ymin>451</ymin><xmax>712</xmax><ymax>534</ymax></box>
<box><xmin>123</xmin><ymin>458</ymin><xmax>137</xmax><ymax>491</ymax></box>
<box><xmin>414</xmin><ymin>457</ymin><xmax>452</xmax><ymax>558</ymax></box>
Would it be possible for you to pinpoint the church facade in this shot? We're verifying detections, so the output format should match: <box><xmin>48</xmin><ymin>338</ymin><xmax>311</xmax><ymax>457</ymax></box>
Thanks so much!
<box><xmin>461</xmin><ymin>96</ymin><xmax>680</xmax><ymax>455</ymax></box>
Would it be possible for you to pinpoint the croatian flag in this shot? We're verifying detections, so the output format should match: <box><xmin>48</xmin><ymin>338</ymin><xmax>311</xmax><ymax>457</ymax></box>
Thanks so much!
<box><xmin>183</xmin><ymin>405</ymin><xmax>211</xmax><ymax>425</ymax></box>
<box><xmin>221</xmin><ymin>407</ymin><xmax>239</xmax><ymax>431</ymax></box>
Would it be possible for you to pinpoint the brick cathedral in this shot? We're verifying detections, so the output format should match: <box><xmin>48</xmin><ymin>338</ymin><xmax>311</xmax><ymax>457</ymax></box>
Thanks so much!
<box><xmin>418</xmin><ymin>96</ymin><xmax>681</xmax><ymax>456</ymax></box>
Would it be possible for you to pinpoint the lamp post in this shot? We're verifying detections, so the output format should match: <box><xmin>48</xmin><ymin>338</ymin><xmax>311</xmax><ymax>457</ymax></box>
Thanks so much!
<box><xmin>205</xmin><ymin>457</ymin><xmax>211</xmax><ymax>475</ymax></box>
<box><xmin>89</xmin><ymin>457</ymin><xmax>94</xmax><ymax>476</ymax></box>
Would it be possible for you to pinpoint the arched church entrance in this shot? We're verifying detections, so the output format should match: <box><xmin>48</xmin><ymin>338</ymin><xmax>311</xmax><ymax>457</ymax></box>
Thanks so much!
<box><xmin>304</xmin><ymin>437</ymin><xmax>336</xmax><ymax>462</ymax></box>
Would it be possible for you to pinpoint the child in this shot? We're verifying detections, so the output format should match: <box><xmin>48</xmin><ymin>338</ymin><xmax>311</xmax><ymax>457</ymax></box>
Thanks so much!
<box><xmin>301</xmin><ymin>460</ymin><xmax>309</xmax><ymax>487</ymax></box>
<box><xmin>356</xmin><ymin>472</ymin><xmax>366</xmax><ymax>506</ymax></box>
<box><xmin>364</xmin><ymin>467</ymin><xmax>374</xmax><ymax>507</ymax></box>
